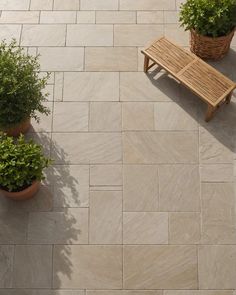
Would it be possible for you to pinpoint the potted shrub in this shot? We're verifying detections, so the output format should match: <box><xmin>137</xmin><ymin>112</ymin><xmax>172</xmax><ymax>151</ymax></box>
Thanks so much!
<box><xmin>179</xmin><ymin>0</ymin><xmax>236</xmax><ymax>60</ymax></box>
<box><xmin>0</xmin><ymin>40</ymin><xmax>50</xmax><ymax>136</ymax></box>
<box><xmin>0</xmin><ymin>133</ymin><xmax>51</xmax><ymax>200</ymax></box>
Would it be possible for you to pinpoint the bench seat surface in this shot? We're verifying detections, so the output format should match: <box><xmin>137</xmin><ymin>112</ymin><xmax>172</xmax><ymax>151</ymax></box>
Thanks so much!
<box><xmin>143</xmin><ymin>37</ymin><xmax>235</xmax><ymax>107</ymax></box>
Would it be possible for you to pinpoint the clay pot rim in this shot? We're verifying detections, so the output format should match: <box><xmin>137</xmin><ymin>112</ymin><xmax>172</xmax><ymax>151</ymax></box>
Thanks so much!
<box><xmin>190</xmin><ymin>28</ymin><xmax>235</xmax><ymax>41</ymax></box>
<box><xmin>0</xmin><ymin>117</ymin><xmax>31</xmax><ymax>130</ymax></box>
<box><xmin>1</xmin><ymin>118</ymin><xmax>31</xmax><ymax>137</ymax></box>
<box><xmin>0</xmin><ymin>180</ymin><xmax>40</xmax><ymax>199</ymax></box>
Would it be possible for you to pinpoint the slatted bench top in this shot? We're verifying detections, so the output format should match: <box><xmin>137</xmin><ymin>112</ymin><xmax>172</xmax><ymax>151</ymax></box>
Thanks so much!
<box><xmin>141</xmin><ymin>37</ymin><xmax>236</xmax><ymax>121</ymax></box>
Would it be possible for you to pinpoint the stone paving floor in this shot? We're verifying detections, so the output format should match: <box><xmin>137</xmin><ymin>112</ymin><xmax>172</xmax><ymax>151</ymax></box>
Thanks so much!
<box><xmin>0</xmin><ymin>0</ymin><xmax>236</xmax><ymax>294</ymax></box>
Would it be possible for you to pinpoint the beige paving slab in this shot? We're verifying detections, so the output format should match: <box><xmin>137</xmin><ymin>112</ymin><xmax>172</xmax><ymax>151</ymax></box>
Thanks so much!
<box><xmin>21</xmin><ymin>25</ymin><xmax>66</xmax><ymax>46</ymax></box>
<box><xmin>89</xmin><ymin>102</ymin><xmax>121</xmax><ymax>131</ymax></box>
<box><xmin>53</xmin><ymin>245</ymin><xmax>122</xmax><ymax>289</ymax></box>
<box><xmin>89</xmin><ymin>191</ymin><xmax>122</xmax><ymax>244</ymax></box>
<box><xmin>63</xmin><ymin>72</ymin><xmax>119</xmax><ymax>101</ymax></box>
<box><xmin>81</xmin><ymin>0</ymin><xmax>119</xmax><ymax>10</ymax></box>
<box><xmin>0</xmin><ymin>291</ymin><xmax>85</xmax><ymax>295</ymax></box>
<box><xmin>0</xmin><ymin>211</ymin><xmax>28</xmax><ymax>244</ymax></box>
<box><xmin>90</xmin><ymin>165</ymin><xmax>122</xmax><ymax>186</ymax></box>
<box><xmin>232</xmin><ymin>35</ymin><xmax>236</xmax><ymax>46</ymax></box>
<box><xmin>120</xmin><ymin>72</ymin><xmax>180</xmax><ymax>102</ymax></box>
<box><xmin>30</xmin><ymin>0</ymin><xmax>53</xmax><ymax>10</ymax></box>
<box><xmin>200</xmin><ymin>164</ymin><xmax>234</xmax><ymax>182</ymax></box>
<box><xmin>199</xmin><ymin>245</ymin><xmax>236</xmax><ymax>289</ymax></box>
<box><xmin>154</xmin><ymin>102</ymin><xmax>198</xmax><ymax>131</ymax></box>
<box><xmin>0</xmin><ymin>246</ymin><xmax>14</xmax><ymax>288</ymax></box>
<box><xmin>159</xmin><ymin>165</ymin><xmax>200</xmax><ymax>211</ymax></box>
<box><xmin>164</xmin><ymin>291</ymin><xmax>234</xmax><ymax>295</ymax></box>
<box><xmin>0</xmin><ymin>25</ymin><xmax>21</xmax><ymax>43</ymax></box>
<box><xmin>52</xmin><ymin>133</ymin><xmax>122</xmax><ymax>164</ymax></box>
<box><xmin>137</xmin><ymin>11</ymin><xmax>164</xmax><ymax>24</ymax></box>
<box><xmin>13</xmin><ymin>245</ymin><xmax>52</xmax><ymax>288</ymax></box>
<box><xmin>67</xmin><ymin>24</ymin><xmax>113</xmax><ymax>46</ymax></box>
<box><xmin>53</xmin><ymin>102</ymin><xmax>89</xmax><ymax>132</ymax></box>
<box><xmin>85</xmin><ymin>47</ymin><xmax>138</xmax><ymax>71</ymax></box>
<box><xmin>54</xmin><ymin>291</ymin><xmax>85</xmax><ymax>295</ymax></box>
<box><xmin>201</xmin><ymin>182</ymin><xmax>236</xmax><ymax>244</ymax></box>
<box><xmin>50</xmin><ymin>165</ymin><xmax>89</xmax><ymax>208</ymax></box>
<box><xmin>114</xmin><ymin>24</ymin><xmax>163</xmax><ymax>46</ymax></box>
<box><xmin>96</xmin><ymin>11</ymin><xmax>136</xmax><ymax>24</ymax></box>
<box><xmin>39</xmin><ymin>47</ymin><xmax>84</xmax><ymax>71</ymax></box>
<box><xmin>53</xmin><ymin>0</ymin><xmax>80</xmax><ymax>10</ymax></box>
<box><xmin>164</xmin><ymin>24</ymin><xmax>189</xmax><ymax>46</ymax></box>
<box><xmin>77</xmin><ymin>11</ymin><xmax>95</xmax><ymax>23</ymax></box>
<box><xmin>120</xmin><ymin>0</ymin><xmax>175</xmax><ymax>10</ymax></box>
<box><xmin>39</xmin><ymin>71</ymin><xmax>55</xmax><ymax>84</ymax></box>
<box><xmin>0</xmin><ymin>11</ymin><xmax>39</xmax><ymax>23</ymax></box>
<box><xmin>123</xmin><ymin>212</ymin><xmax>168</xmax><ymax>244</ymax></box>
<box><xmin>90</xmin><ymin>186</ymin><xmax>122</xmax><ymax>191</ymax></box>
<box><xmin>200</xmin><ymin>127</ymin><xmax>234</xmax><ymax>164</ymax></box>
<box><xmin>164</xmin><ymin>11</ymin><xmax>180</xmax><ymax>23</ymax></box>
<box><xmin>87</xmin><ymin>292</ymin><xmax>163</xmax><ymax>295</ymax></box>
<box><xmin>169</xmin><ymin>213</ymin><xmax>201</xmax><ymax>244</ymax></box>
<box><xmin>54</xmin><ymin>72</ymin><xmax>63</xmax><ymax>101</ymax></box>
<box><xmin>0</xmin><ymin>0</ymin><xmax>30</xmax><ymax>10</ymax></box>
<box><xmin>124</xmin><ymin>245</ymin><xmax>198</xmax><ymax>289</ymax></box>
<box><xmin>9</xmin><ymin>291</ymin><xmax>83</xmax><ymax>295</ymax></box>
<box><xmin>123</xmin><ymin>165</ymin><xmax>158</xmax><ymax>211</ymax></box>
<box><xmin>123</xmin><ymin>132</ymin><xmax>198</xmax><ymax>164</ymax></box>
<box><xmin>28</xmin><ymin>208</ymin><xmax>89</xmax><ymax>244</ymax></box>
<box><xmin>42</xmin><ymin>84</ymin><xmax>54</xmax><ymax>102</ymax></box>
<box><xmin>122</xmin><ymin>102</ymin><xmax>154</xmax><ymax>130</ymax></box>
<box><xmin>40</xmin><ymin>11</ymin><xmax>76</xmax><ymax>23</ymax></box>
<box><xmin>27</xmin><ymin>46</ymin><xmax>38</xmax><ymax>57</ymax></box>
<box><xmin>30</xmin><ymin>101</ymin><xmax>53</xmax><ymax>133</ymax></box>
<box><xmin>138</xmin><ymin>46</ymin><xmax>146</xmax><ymax>71</ymax></box>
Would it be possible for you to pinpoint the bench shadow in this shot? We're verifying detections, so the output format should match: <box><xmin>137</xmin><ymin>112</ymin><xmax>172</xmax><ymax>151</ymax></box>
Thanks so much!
<box><xmin>146</xmin><ymin>47</ymin><xmax>236</xmax><ymax>153</ymax></box>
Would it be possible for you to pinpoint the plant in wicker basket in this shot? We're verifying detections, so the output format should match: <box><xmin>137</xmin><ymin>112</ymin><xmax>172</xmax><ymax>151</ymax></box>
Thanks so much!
<box><xmin>179</xmin><ymin>0</ymin><xmax>236</xmax><ymax>60</ymax></box>
<box><xmin>0</xmin><ymin>39</ymin><xmax>50</xmax><ymax>136</ymax></box>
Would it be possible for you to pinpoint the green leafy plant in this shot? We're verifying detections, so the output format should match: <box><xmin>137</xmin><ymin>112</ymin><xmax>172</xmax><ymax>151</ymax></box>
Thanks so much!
<box><xmin>179</xmin><ymin>0</ymin><xmax>236</xmax><ymax>37</ymax></box>
<box><xmin>0</xmin><ymin>39</ymin><xmax>50</xmax><ymax>129</ymax></box>
<box><xmin>0</xmin><ymin>133</ymin><xmax>51</xmax><ymax>192</ymax></box>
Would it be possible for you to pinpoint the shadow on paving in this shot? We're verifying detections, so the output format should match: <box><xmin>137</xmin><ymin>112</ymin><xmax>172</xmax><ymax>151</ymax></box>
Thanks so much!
<box><xmin>146</xmin><ymin>48</ymin><xmax>236</xmax><ymax>153</ymax></box>
<box><xmin>0</xmin><ymin>131</ymin><xmax>83</xmax><ymax>290</ymax></box>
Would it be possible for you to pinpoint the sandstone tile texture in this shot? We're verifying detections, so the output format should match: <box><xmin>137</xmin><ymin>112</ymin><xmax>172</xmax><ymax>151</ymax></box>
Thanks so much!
<box><xmin>0</xmin><ymin>0</ymin><xmax>236</xmax><ymax>294</ymax></box>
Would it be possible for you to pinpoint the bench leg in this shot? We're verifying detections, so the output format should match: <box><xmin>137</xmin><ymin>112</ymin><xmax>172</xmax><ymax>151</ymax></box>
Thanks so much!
<box><xmin>226</xmin><ymin>92</ymin><xmax>232</xmax><ymax>104</ymax></box>
<box><xmin>144</xmin><ymin>56</ymin><xmax>149</xmax><ymax>73</ymax></box>
<box><xmin>205</xmin><ymin>105</ymin><xmax>216</xmax><ymax>122</ymax></box>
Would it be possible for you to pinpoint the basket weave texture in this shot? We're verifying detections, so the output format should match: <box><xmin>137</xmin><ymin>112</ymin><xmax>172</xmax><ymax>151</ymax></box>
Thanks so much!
<box><xmin>190</xmin><ymin>29</ymin><xmax>235</xmax><ymax>60</ymax></box>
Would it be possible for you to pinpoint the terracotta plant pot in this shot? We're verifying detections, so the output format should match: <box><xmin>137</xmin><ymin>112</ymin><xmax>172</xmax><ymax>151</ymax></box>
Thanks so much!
<box><xmin>0</xmin><ymin>181</ymin><xmax>40</xmax><ymax>201</ymax></box>
<box><xmin>2</xmin><ymin>118</ymin><xmax>31</xmax><ymax>137</ymax></box>
<box><xmin>190</xmin><ymin>29</ymin><xmax>235</xmax><ymax>60</ymax></box>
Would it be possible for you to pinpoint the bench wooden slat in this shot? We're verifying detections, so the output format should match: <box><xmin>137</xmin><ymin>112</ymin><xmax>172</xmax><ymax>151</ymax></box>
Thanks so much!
<box><xmin>178</xmin><ymin>60</ymin><xmax>233</xmax><ymax>105</ymax></box>
<box><xmin>141</xmin><ymin>37</ymin><xmax>236</xmax><ymax>121</ymax></box>
<box><xmin>146</xmin><ymin>38</ymin><xmax>194</xmax><ymax>74</ymax></box>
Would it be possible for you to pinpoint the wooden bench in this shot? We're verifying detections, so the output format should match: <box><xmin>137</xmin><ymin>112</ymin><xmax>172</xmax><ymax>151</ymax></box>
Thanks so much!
<box><xmin>141</xmin><ymin>37</ymin><xmax>236</xmax><ymax>122</ymax></box>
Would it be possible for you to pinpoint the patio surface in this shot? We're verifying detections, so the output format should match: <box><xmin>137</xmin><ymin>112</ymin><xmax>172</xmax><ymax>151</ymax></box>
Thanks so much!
<box><xmin>0</xmin><ymin>0</ymin><xmax>236</xmax><ymax>294</ymax></box>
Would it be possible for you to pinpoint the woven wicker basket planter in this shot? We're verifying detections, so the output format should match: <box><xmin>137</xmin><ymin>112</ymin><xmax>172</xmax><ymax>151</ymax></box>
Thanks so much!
<box><xmin>190</xmin><ymin>29</ymin><xmax>235</xmax><ymax>60</ymax></box>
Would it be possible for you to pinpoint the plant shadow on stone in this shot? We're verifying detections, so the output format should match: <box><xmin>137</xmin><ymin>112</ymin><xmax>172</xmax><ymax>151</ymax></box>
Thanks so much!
<box><xmin>0</xmin><ymin>130</ymin><xmax>87</xmax><ymax>289</ymax></box>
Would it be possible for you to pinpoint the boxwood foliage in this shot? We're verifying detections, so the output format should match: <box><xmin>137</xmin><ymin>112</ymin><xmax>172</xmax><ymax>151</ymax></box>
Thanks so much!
<box><xmin>179</xmin><ymin>0</ymin><xmax>236</xmax><ymax>37</ymax></box>
<box><xmin>0</xmin><ymin>133</ymin><xmax>51</xmax><ymax>192</ymax></box>
<box><xmin>0</xmin><ymin>39</ymin><xmax>50</xmax><ymax>129</ymax></box>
